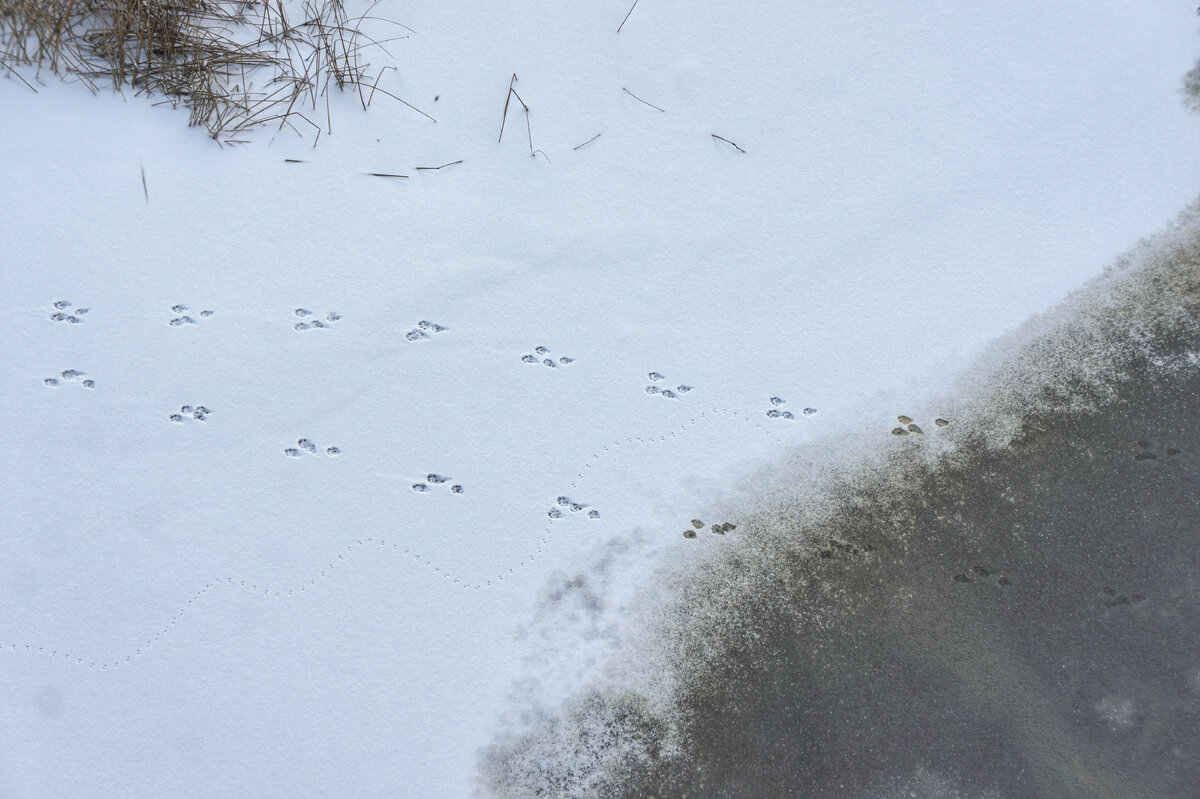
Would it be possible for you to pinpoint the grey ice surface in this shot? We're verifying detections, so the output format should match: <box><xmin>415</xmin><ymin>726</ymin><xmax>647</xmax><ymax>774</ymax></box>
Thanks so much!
<box><xmin>483</xmin><ymin>203</ymin><xmax>1200</xmax><ymax>799</ymax></box>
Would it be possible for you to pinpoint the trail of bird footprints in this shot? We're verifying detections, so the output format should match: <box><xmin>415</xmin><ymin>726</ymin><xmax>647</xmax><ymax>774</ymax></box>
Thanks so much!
<box><xmin>547</xmin><ymin>495</ymin><xmax>600</xmax><ymax>520</ymax></box>
<box><xmin>404</xmin><ymin>319</ymin><xmax>448</xmax><ymax>341</ymax></box>
<box><xmin>169</xmin><ymin>405</ymin><xmax>212</xmax><ymax>423</ymax></box>
<box><xmin>644</xmin><ymin>371</ymin><xmax>692</xmax><ymax>399</ymax></box>
<box><xmin>411</xmin><ymin>473</ymin><xmax>463</xmax><ymax>494</ymax></box>
<box><xmin>49</xmin><ymin>300</ymin><xmax>89</xmax><ymax>324</ymax></box>
<box><xmin>168</xmin><ymin>304</ymin><xmax>214</xmax><ymax>326</ymax></box>
<box><xmin>521</xmin><ymin>345</ymin><xmax>575</xmax><ymax>368</ymax></box>
<box><xmin>284</xmin><ymin>438</ymin><xmax>342</xmax><ymax>458</ymax></box>
<box><xmin>293</xmin><ymin>308</ymin><xmax>343</xmax><ymax>331</ymax></box>
<box><xmin>43</xmin><ymin>369</ymin><xmax>95</xmax><ymax>389</ymax></box>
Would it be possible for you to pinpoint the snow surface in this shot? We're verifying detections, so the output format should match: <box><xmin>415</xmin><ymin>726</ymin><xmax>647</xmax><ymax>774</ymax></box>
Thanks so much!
<box><xmin>1</xmin><ymin>1</ymin><xmax>1197</xmax><ymax>796</ymax></box>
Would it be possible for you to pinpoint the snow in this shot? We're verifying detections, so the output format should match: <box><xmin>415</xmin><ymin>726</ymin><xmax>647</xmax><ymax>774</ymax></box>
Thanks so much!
<box><xmin>1</xmin><ymin>1</ymin><xmax>1197</xmax><ymax>796</ymax></box>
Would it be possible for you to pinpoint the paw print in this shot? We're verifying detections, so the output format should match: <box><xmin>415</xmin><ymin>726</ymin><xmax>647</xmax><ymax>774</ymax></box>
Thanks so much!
<box><xmin>168</xmin><ymin>404</ymin><xmax>212</xmax><ymax>422</ymax></box>
<box><xmin>168</xmin><ymin>304</ymin><xmax>214</xmax><ymax>326</ymax></box>
<box><xmin>293</xmin><ymin>308</ymin><xmax>343</xmax><ymax>332</ymax></box>
<box><xmin>49</xmin><ymin>300</ymin><xmax>88</xmax><ymax>324</ymax></box>
<box><xmin>404</xmin><ymin>319</ymin><xmax>449</xmax><ymax>341</ymax></box>
<box><xmin>283</xmin><ymin>438</ymin><xmax>342</xmax><ymax>457</ymax></box>
<box><xmin>547</xmin><ymin>495</ymin><xmax>600</xmax><ymax>520</ymax></box>
<box><xmin>644</xmin><ymin>371</ymin><xmax>693</xmax><ymax>399</ymax></box>
<box><xmin>43</xmin><ymin>370</ymin><xmax>94</xmax><ymax>389</ymax></box>
<box><xmin>411</xmin><ymin>473</ymin><xmax>464</xmax><ymax>494</ymax></box>
<box><xmin>764</xmin><ymin>397</ymin><xmax>816</xmax><ymax>419</ymax></box>
<box><xmin>521</xmin><ymin>345</ymin><xmax>576</xmax><ymax>368</ymax></box>
<box><xmin>681</xmin><ymin>518</ymin><xmax>735</xmax><ymax>539</ymax></box>
<box><xmin>890</xmin><ymin>415</ymin><xmax>947</xmax><ymax>436</ymax></box>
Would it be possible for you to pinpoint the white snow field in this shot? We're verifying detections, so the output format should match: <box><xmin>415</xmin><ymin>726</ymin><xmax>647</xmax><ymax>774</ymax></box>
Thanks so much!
<box><xmin>1</xmin><ymin>1</ymin><xmax>1197</xmax><ymax>796</ymax></box>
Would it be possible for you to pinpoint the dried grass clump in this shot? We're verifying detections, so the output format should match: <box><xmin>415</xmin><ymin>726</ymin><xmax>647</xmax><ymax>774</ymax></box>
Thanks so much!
<box><xmin>0</xmin><ymin>0</ymin><xmax>409</xmax><ymax>143</ymax></box>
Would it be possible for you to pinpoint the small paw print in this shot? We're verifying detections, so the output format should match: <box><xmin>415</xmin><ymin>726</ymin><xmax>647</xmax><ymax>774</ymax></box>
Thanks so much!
<box><xmin>643</xmin><ymin>371</ymin><xmax>692</xmax><ymax>399</ymax></box>
<box><xmin>680</xmin><ymin>518</ymin><xmax>735</xmax><ymax>539</ymax></box>
<box><xmin>405</xmin><ymin>320</ymin><xmax>448</xmax><ymax>341</ymax></box>
<box><xmin>168</xmin><ymin>304</ymin><xmax>213</xmax><ymax>326</ymax></box>
<box><xmin>169</xmin><ymin>404</ymin><xmax>212</xmax><ymax>423</ymax></box>
<box><xmin>48</xmin><ymin>300</ymin><xmax>86</xmax><ymax>324</ymax></box>
<box><xmin>44</xmin><ymin>370</ymin><xmax>92</xmax><ymax>389</ymax></box>
<box><xmin>548</xmin><ymin>495</ymin><xmax>599</xmax><ymax>521</ymax></box>
<box><xmin>411</xmin><ymin>472</ymin><xmax>463</xmax><ymax>495</ymax></box>
<box><xmin>294</xmin><ymin>309</ymin><xmax>342</xmax><ymax>332</ymax></box>
<box><xmin>765</xmin><ymin>397</ymin><xmax>813</xmax><ymax>420</ymax></box>
<box><xmin>521</xmin><ymin>345</ymin><xmax>576</xmax><ymax>369</ymax></box>
<box><xmin>891</xmin><ymin>414</ymin><xmax>940</xmax><ymax>436</ymax></box>
<box><xmin>284</xmin><ymin>438</ymin><xmax>341</xmax><ymax>457</ymax></box>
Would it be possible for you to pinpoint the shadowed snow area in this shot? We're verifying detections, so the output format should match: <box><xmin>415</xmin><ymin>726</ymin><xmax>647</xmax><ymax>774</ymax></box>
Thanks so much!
<box><xmin>483</xmin><ymin>204</ymin><xmax>1200</xmax><ymax>797</ymax></box>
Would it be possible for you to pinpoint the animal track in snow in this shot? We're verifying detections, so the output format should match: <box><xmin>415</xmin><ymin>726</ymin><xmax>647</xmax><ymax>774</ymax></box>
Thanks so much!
<box><xmin>681</xmin><ymin>518</ymin><xmax>736</xmax><ymax>540</ymax></box>
<box><xmin>293</xmin><ymin>308</ymin><xmax>343</xmax><ymax>332</ymax></box>
<box><xmin>48</xmin><ymin>300</ymin><xmax>88</xmax><ymax>324</ymax></box>
<box><xmin>412</xmin><ymin>473</ymin><xmax>464</xmax><ymax>494</ymax></box>
<box><xmin>404</xmin><ymin>319</ymin><xmax>449</xmax><ymax>342</ymax></box>
<box><xmin>890</xmin><ymin>414</ymin><xmax>948</xmax><ymax>437</ymax></box>
<box><xmin>43</xmin><ymin>370</ymin><xmax>94</xmax><ymax>389</ymax></box>
<box><xmin>644</xmin><ymin>371</ymin><xmax>692</xmax><ymax>400</ymax></box>
<box><xmin>168</xmin><ymin>404</ymin><xmax>212</xmax><ymax>423</ymax></box>
<box><xmin>763</xmin><ymin>396</ymin><xmax>816</xmax><ymax>420</ymax></box>
<box><xmin>283</xmin><ymin>438</ymin><xmax>342</xmax><ymax>458</ymax></box>
<box><xmin>520</xmin><ymin>345</ymin><xmax>576</xmax><ymax>369</ymax></box>
<box><xmin>546</xmin><ymin>495</ymin><xmax>600</xmax><ymax>520</ymax></box>
<box><xmin>167</xmin><ymin>304</ymin><xmax>214</xmax><ymax>326</ymax></box>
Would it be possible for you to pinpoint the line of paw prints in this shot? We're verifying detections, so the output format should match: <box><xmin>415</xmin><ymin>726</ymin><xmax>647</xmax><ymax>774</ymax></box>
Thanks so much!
<box><xmin>405</xmin><ymin>319</ymin><xmax>448</xmax><ymax>341</ymax></box>
<box><xmin>0</xmin><ymin>407</ymin><xmax>792</xmax><ymax>669</ymax></box>
<box><xmin>681</xmin><ymin>518</ymin><xmax>735</xmax><ymax>539</ymax></box>
<box><xmin>168</xmin><ymin>304</ymin><xmax>214</xmax><ymax>326</ymax></box>
<box><xmin>43</xmin><ymin>369</ymin><xmax>95</xmax><ymax>389</ymax></box>
<box><xmin>521</xmin><ymin>345</ymin><xmax>575</xmax><ymax>369</ymax></box>
<box><xmin>547</xmin><ymin>495</ymin><xmax>600</xmax><ymax>520</ymax></box>
<box><xmin>891</xmin><ymin>414</ymin><xmax>949</xmax><ymax>436</ymax></box>
<box><xmin>293</xmin><ymin>308</ymin><xmax>342</xmax><ymax>331</ymax></box>
<box><xmin>411</xmin><ymin>473</ymin><xmax>464</xmax><ymax>494</ymax></box>
<box><xmin>644</xmin><ymin>371</ymin><xmax>692</xmax><ymax>399</ymax></box>
<box><xmin>765</xmin><ymin>396</ymin><xmax>816</xmax><ymax>420</ymax></box>
<box><xmin>169</xmin><ymin>405</ymin><xmax>212</xmax><ymax>423</ymax></box>
<box><xmin>283</xmin><ymin>438</ymin><xmax>342</xmax><ymax>458</ymax></box>
<box><xmin>49</xmin><ymin>300</ymin><xmax>89</xmax><ymax>324</ymax></box>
